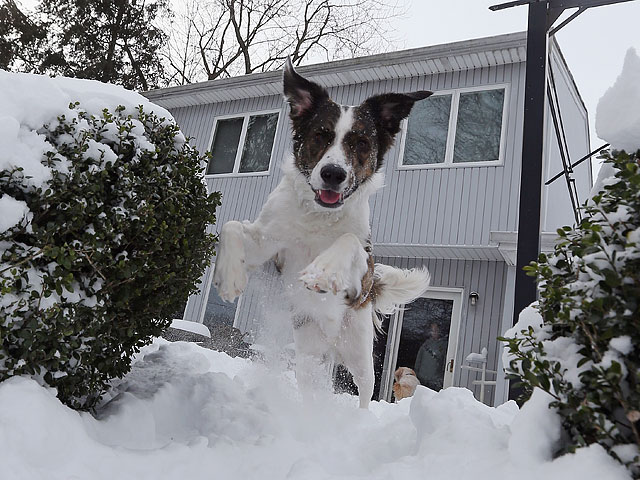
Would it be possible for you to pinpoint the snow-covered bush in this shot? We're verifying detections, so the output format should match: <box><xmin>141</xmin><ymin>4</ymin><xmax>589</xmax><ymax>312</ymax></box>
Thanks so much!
<box><xmin>502</xmin><ymin>149</ymin><xmax>640</xmax><ymax>474</ymax></box>
<box><xmin>0</xmin><ymin>101</ymin><xmax>220</xmax><ymax>409</ymax></box>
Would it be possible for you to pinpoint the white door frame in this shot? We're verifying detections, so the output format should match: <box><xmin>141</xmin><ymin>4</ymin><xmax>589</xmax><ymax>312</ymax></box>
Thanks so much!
<box><xmin>379</xmin><ymin>286</ymin><xmax>464</xmax><ymax>402</ymax></box>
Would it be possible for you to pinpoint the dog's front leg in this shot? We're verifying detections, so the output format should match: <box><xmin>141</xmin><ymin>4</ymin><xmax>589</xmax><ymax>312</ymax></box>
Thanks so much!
<box><xmin>213</xmin><ymin>220</ymin><xmax>278</xmax><ymax>302</ymax></box>
<box><xmin>299</xmin><ymin>233</ymin><xmax>369</xmax><ymax>299</ymax></box>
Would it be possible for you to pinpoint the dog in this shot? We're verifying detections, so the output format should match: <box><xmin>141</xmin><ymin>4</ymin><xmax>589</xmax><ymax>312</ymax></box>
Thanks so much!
<box><xmin>213</xmin><ymin>58</ymin><xmax>431</xmax><ymax>409</ymax></box>
<box><xmin>393</xmin><ymin>367</ymin><xmax>420</xmax><ymax>401</ymax></box>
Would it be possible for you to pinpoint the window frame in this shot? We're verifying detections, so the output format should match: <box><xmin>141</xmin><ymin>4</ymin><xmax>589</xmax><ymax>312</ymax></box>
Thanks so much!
<box><xmin>205</xmin><ymin>108</ymin><xmax>281</xmax><ymax>178</ymax></box>
<box><xmin>397</xmin><ymin>84</ymin><xmax>510</xmax><ymax>170</ymax></box>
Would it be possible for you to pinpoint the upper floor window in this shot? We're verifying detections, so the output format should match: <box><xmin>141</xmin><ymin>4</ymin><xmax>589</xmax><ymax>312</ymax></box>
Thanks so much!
<box><xmin>206</xmin><ymin>111</ymin><xmax>280</xmax><ymax>176</ymax></box>
<box><xmin>400</xmin><ymin>86</ymin><xmax>507</xmax><ymax>168</ymax></box>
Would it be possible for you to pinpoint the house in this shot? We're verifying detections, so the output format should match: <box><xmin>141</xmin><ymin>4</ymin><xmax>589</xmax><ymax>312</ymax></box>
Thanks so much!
<box><xmin>144</xmin><ymin>32</ymin><xmax>592</xmax><ymax>406</ymax></box>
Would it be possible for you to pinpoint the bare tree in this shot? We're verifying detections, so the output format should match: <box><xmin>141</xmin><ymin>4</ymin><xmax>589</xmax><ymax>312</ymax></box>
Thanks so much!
<box><xmin>161</xmin><ymin>0</ymin><xmax>402</xmax><ymax>85</ymax></box>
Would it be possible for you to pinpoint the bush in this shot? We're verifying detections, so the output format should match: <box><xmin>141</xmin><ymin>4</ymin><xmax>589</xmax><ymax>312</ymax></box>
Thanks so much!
<box><xmin>0</xmin><ymin>103</ymin><xmax>221</xmax><ymax>409</ymax></box>
<box><xmin>502</xmin><ymin>149</ymin><xmax>640</xmax><ymax>474</ymax></box>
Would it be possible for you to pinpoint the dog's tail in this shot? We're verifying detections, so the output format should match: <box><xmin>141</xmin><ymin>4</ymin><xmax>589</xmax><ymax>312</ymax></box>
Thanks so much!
<box><xmin>371</xmin><ymin>264</ymin><xmax>431</xmax><ymax>328</ymax></box>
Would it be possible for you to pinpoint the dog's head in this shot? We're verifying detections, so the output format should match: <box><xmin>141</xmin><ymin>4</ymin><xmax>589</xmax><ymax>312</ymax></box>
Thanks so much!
<box><xmin>283</xmin><ymin>58</ymin><xmax>431</xmax><ymax>209</ymax></box>
<box><xmin>394</xmin><ymin>366</ymin><xmax>417</xmax><ymax>383</ymax></box>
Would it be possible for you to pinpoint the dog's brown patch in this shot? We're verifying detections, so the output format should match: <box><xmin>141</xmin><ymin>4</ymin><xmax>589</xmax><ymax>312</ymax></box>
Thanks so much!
<box><xmin>346</xmin><ymin>252</ymin><xmax>375</xmax><ymax>310</ymax></box>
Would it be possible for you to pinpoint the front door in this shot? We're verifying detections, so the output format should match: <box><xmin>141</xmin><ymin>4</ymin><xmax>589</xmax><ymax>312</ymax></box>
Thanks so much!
<box><xmin>379</xmin><ymin>288</ymin><xmax>463</xmax><ymax>402</ymax></box>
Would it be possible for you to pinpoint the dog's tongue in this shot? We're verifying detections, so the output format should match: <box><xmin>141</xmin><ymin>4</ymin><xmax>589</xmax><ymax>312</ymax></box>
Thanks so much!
<box><xmin>319</xmin><ymin>189</ymin><xmax>341</xmax><ymax>204</ymax></box>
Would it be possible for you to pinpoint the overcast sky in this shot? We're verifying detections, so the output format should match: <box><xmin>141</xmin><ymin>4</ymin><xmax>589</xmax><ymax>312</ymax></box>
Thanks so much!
<box><xmin>389</xmin><ymin>0</ymin><xmax>640</xmax><ymax>161</ymax></box>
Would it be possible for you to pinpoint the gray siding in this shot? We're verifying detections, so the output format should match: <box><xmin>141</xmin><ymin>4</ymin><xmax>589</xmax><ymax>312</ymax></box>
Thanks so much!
<box><xmin>371</xmin><ymin>64</ymin><xmax>526</xmax><ymax>247</ymax></box>
<box><xmin>171</xmin><ymin>62</ymin><xmax>527</xmax><ymax>247</ymax></box>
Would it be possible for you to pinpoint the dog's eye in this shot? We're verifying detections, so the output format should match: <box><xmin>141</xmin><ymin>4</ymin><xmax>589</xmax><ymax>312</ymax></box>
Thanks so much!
<box><xmin>314</xmin><ymin>131</ymin><xmax>329</xmax><ymax>145</ymax></box>
<box><xmin>356</xmin><ymin>138</ymin><xmax>370</xmax><ymax>152</ymax></box>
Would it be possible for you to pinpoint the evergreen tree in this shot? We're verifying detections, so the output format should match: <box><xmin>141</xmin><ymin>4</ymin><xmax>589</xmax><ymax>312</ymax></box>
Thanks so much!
<box><xmin>0</xmin><ymin>0</ymin><xmax>48</xmax><ymax>71</ymax></box>
<box><xmin>1</xmin><ymin>0</ymin><xmax>167</xmax><ymax>91</ymax></box>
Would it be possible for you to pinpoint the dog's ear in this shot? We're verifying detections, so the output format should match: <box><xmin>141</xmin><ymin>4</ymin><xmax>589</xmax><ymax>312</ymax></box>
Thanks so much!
<box><xmin>283</xmin><ymin>57</ymin><xmax>329</xmax><ymax>120</ymax></box>
<box><xmin>362</xmin><ymin>91</ymin><xmax>432</xmax><ymax>153</ymax></box>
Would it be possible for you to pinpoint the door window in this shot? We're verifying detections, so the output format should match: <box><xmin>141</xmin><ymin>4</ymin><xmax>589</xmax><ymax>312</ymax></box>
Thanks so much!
<box><xmin>379</xmin><ymin>289</ymin><xmax>462</xmax><ymax>402</ymax></box>
<box><xmin>396</xmin><ymin>297</ymin><xmax>453</xmax><ymax>391</ymax></box>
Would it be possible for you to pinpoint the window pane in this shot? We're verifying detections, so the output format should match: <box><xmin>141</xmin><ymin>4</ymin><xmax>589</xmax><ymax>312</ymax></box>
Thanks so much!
<box><xmin>396</xmin><ymin>297</ymin><xmax>453</xmax><ymax>392</ymax></box>
<box><xmin>203</xmin><ymin>276</ymin><xmax>238</xmax><ymax>330</ymax></box>
<box><xmin>239</xmin><ymin>113</ymin><xmax>279</xmax><ymax>173</ymax></box>
<box><xmin>207</xmin><ymin>117</ymin><xmax>244</xmax><ymax>174</ymax></box>
<box><xmin>453</xmin><ymin>89</ymin><xmax>505</xmax><ymax>163</ymax></box>
<box><xmin>403</xmin><ymin>94</ymin><xmax>452</xmax><ymax>165</ymax></box>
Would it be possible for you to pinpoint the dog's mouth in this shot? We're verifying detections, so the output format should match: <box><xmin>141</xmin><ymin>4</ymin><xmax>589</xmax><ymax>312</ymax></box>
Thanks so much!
<box><xmin>314</xmin><ymin>189</ymin><xmax>344</xmax><ymax>208</ymax></box>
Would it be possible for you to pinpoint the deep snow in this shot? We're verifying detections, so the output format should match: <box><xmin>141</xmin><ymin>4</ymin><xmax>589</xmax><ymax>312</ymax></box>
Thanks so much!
<box><xmin>0</xmin><ymin>338</ymin><xmax>631</xmax><ymax>480</ymax></box>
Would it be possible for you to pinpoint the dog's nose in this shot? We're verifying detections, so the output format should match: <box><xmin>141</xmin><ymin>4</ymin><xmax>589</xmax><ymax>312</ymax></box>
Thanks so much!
<box><xmin>320</xmin><ymin>164</ymin><xmax>347</xmax><ymax>186</ymax></box>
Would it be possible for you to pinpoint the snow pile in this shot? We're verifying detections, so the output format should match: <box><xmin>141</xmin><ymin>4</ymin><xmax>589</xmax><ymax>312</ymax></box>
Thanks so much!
<box><xmin>596</xmin><ymin>48</ymin><xmax>640</xmax><ymax>152</ymax></box>
<box><xmin>0</xmin><ymin>69</ymin><xmax>171</xmax><ymax>233</ymax></box>
<box><xmin>0</xmin><ymin>339</ymin><xmax>631</xmax><ymax>480</ymax></box>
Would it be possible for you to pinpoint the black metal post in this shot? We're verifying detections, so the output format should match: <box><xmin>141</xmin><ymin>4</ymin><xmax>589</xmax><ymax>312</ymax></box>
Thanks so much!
<box><xmin>512</xmin><ymin>1</ymin><xmax>550</xmax><ymax>328</ymax></box>
<box><xmin>508</xmin><ymin>2</ymin><xmax>551</xmax><ymax>403</ymax></box>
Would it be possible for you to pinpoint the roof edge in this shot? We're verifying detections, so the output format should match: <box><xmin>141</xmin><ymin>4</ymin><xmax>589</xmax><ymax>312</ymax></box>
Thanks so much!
<box><xmin>144</xmin><ymin>31</ymin><xmax>527</xmax><ymax>102</ymax></box>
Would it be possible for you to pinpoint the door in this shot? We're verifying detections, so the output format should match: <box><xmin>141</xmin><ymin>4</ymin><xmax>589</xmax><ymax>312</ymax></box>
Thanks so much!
<box><xmin>379</xmin><ymin>288</ymin><xmax>463</xmax><ymax>402</ymax></box>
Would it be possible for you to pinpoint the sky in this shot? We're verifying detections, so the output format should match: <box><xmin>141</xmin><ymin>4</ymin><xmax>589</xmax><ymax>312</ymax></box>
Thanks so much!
<box><xmin>388</xmin><ymin>0</ymin><xmax>640</xmax><ymax>166</ymax></box>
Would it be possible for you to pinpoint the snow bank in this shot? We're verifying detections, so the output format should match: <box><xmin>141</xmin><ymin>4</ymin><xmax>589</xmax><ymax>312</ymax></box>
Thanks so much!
<box><xmin>596</xmin><ymin>48</ymin><xmax>640</xmax><ymax>152</ymax></box>
<box><xmin>0</xmin><ymin>339</ymin><xmax>631</xmax><ymax>480</ymax></box>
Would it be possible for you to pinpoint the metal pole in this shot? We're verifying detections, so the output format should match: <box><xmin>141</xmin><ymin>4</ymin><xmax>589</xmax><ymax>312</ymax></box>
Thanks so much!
<box><xmin>513</xmin><ymin>1</ymin><xmax>549</xmax><ymax>323</ymax></box>
<box><xmin>509</xmin><ymin>1</ymin><xmax>550</xmax><ymax>401</ymax></box>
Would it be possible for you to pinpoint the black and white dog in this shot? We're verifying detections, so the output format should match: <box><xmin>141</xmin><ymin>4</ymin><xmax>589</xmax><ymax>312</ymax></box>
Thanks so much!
<box><xmin>213</xmin><ymin>59</ymin><xmax>431</xmax><ymax>408</ymax></box>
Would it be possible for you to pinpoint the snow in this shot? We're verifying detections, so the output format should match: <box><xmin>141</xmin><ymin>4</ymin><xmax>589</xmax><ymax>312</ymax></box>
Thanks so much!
<box><xmin>0</xmin><ymin>69</ymin><xmax>172</xmax><ymax>192</ymax></box>
<box><xmin>466</xmin><ymin>347</ymin><xmax>488</xmax><ymax>363</ymax></box>
<box><xmin>508</xmin><ymin>388</ymin><xmax>561</xmax><ymax>465</ymax></box>
<box><xmin>596</xmin><ymin>48</ymin><xmax>640</xmax><ymax>152</ymax></box>
<box><xmin>0</xmin><ymin>338</ymin><xmax>631</xmax><ymax>480</ymax></box>
<box><xmin>170</xmin><ymin>319</ymin><xmax>212</xmax><ymax>338</ymax></box>
<box><xmin>0</xmin><ymin>194</ymin><xmax>30</xmax><ymax>233</ymax></box>
<box><xmin>503</xmin><ymin>304</ymin><xmax>592</xmax><ymax>389</ymax></box>
<box><xmin>610</xmin><ymin>336</ymin><xmax>633</xmax><ymax>355</ymax></box>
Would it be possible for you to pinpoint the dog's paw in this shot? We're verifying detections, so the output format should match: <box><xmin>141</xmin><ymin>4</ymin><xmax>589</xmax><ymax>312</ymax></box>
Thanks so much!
<box><xmin>213</xmin><ymin>258</ymin><xmax>247</xmax><ymax>302</ymax></box>
<box><xmin>299</xmin><ymin>234</ymin><xmax>369</xmax><ymax>297</ymax></box>
<box><xmin>299</xmin><ymin>260</ymin><xmax>347</xmax><ymax>295</ymax></box>
<box><xmin>213</xmin><ymin>222</ymin><xmax>248</xmax><ymax>302</ymax></box>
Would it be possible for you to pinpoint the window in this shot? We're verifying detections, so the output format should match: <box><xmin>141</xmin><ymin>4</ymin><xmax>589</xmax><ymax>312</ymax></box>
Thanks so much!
<box><xmin>401</xmin><ymin>86</ymin><xmax>507</xmax><ymax>168</ymax></box>
<box><xmin>203</xmin><ymin>267</ymin><xmax>239</xmax><ymax>329</ymax></box>
<box><xmin>206</xmin><ymin>111</ymin><xmax>279</xmax><ymax>176</ymax></box>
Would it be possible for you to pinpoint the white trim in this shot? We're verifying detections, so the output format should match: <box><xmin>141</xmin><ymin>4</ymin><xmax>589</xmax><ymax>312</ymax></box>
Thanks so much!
<box><xmin>494</xmin><ymin>265</ymin><xmax>516</xmax><ymax>405</ymax></box>
<box><xmin>397</xmin><ymin>84</ymin><xmax>510</xmax><ymax>170</ymax></box>
<box><xmin>380</xmin><ymin>287</ymin><xmax>464</xmax><ymax>402</ymax></box>
<box><xmin>205</xmin><ymin>108</ymin><xmax>281</xmax><ymax>178</ymax></box>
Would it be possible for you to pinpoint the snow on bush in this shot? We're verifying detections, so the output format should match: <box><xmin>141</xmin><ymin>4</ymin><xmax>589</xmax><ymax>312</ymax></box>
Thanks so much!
<box><xmin>502</xmin><ymin>149</ymin><xmax>640</xmax><ymax>475</ymax></box>
<box><xmin>0</xmin><ymin>70</ymin><xmax>221</xmax><ymax>409</ymax></box>
<box><xmin>596</xmin><ymin>48</ymin><xmax>640</xmax><ymax>153</ymax></box>
<box><xmin>0</xmin><ymin>338</ymin><xmax>632</xmax><ymax>480</ymax></box>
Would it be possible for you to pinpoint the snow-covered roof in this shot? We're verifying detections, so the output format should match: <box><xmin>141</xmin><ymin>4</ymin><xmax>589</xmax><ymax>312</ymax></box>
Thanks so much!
<box><xmin>144</xmin><ymin>32</ymin><xmax>529</xmax><ymax>109</ymax></box>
